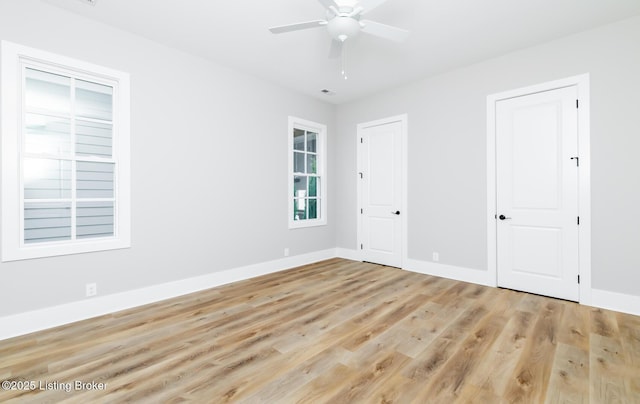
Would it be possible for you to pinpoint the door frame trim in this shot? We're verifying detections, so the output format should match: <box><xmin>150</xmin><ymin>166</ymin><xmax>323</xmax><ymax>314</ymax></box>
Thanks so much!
<box><xmin>357</xmin><ymin>114</ymin><xmax>408</xmax><ymax>268</ymax></box>
<box><xmin>486</xmin><ymin>75</ymin><xmax>591</xmax><ymax>305</ymax></box>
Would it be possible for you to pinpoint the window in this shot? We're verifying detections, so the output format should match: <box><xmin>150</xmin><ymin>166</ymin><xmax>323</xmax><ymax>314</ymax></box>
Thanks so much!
<box><xmin>288</xmin><ymin>117</ymin><xmax>327</xmax><ymax>228</ymax></box>
<box><xmin>1</xmin><ymin>41</ymin><xmax>130</xmax><ymax>261</ymax></box>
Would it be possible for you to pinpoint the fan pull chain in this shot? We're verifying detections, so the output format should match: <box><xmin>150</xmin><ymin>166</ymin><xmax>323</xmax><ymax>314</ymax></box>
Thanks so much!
<box><xmin>341</xmin><ymin>40</ymin><xmax>348</xmax><ymax>80</ymax></box>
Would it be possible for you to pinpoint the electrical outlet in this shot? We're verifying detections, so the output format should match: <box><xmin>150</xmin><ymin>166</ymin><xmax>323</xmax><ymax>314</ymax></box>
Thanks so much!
<box><xmin>432</xmin><ymin>252</ymin><xmax>439</xmax><ymax>262</ymax></box>
<box><xmin>86</xmin><ymin>283</ymin><xmax>97</xmax><ymax>297</ymax></box>
<box><xmin>284</xmin><ymin>248</ymin><xmax>290</xmax><ymax>257</ymax></box>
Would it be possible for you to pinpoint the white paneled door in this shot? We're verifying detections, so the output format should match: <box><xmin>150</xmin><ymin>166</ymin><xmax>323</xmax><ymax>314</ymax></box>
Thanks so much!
<box><xmin>358</xmin><ymin>119</ymin><xmax>403</xmax><ymax>268</ymax></box>
<box><xmin>496</xmin><ymin>86</ymin><xmax>580</xmax><ymax>301</ymax></box>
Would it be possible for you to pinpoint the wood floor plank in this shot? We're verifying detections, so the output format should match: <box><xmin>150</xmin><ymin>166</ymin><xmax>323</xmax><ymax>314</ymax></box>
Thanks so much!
<box><xmin>285</xmin><ymin>363</ymin><xmax>356</xmax><ymax>404</ymax></box>
<box><xmin>617</xmin><ymin>312</ymin><xmax>640</xmax><ymax>398</ymax></box>
<box><xmin>0</xmin><ymin>259</ymin><xmax>639</xmax><ymax>403</ymax></box>
<box><xmin>391</xmin><ymin>294</ymin><xmax>496</xmax><ymax>402</ymax></box>
<box><xmin>464</xmin><ymin>309</ymin><xmax>535</xmax><ymax>398</ymax></box>
<box><xmin>325</xmin><ymin>350</ymin><xmax>412</xmax><ymax>403</ymax></box>
<box><xmin>544</xmin><ymin>342</ymin><xmax>589</xmax><ymax>404</ymax></box>
<box><xmin>456</xmin><ymin>383</ymin><xmax>502</xmax><ymax>404</ymax></box>
<box><xmin>590</xmin><ymin>333</ymin><xmax>634</xmax><ymax>403</ymax></box>
<box><xmin>591</xmin><ymin>307</ymin><xmax>620</xmax><ymax>338</ymax></box>
<box><xmin>412</xmin><ymin>289</ymin><xmax>516</xmax><ymax>403</ymax></box>
<box><xmin>557</xmin><ymin>301</ymin><xmax>590</xmax><ymax>351</ymax></box>
<box><xmin>240</xmin><ymin>346</ymin><xmax>351</xmax><ymax>403</ymax></box>
<box><xmin>499</xmin><ymin>297</ymin><xmax>565</xmax><ymax>403</ymax></box>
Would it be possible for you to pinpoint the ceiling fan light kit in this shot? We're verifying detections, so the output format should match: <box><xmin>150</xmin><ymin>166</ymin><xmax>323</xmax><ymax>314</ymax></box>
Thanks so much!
<box><xmin>269</xmin><ymin>0</ymin><xmax>408</xmax><ymax>78</ymax></box>
<box><xmin>327</xmin><ymin>15</ymin><xmax>362</xmax><ymax>42</ymax></box>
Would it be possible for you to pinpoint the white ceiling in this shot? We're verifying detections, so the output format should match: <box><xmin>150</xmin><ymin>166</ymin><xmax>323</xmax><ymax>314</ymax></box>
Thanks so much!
<box><xmin>43</xmin><ymin>0</ymin><xmax>640</xmax><ymax>104</ymax></box>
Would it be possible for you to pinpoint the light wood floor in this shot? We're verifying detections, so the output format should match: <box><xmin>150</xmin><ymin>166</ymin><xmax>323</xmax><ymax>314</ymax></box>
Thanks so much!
<box><xmin>1</xmin><ymin>258</ymin><xmax>639</xmax><ymax>403</ymax></box>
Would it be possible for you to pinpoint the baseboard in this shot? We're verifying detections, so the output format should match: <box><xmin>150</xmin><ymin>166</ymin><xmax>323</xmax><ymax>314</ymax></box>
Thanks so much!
<box><xmin>0</xmin><ymin>248</ymin><xmax>338</xmax><ymax>341</ymax></box>
<box><xmin>591</xmin><ymin>288</ymin><xmax>640</xmax><ymax>316</ymax></box>
<box><xmin>335</xmin><ymin>252</ymin><xmax>492</xmax><ymax>286</ymax></box>
<box><xmin>403</xmin><ymin>258</ymin><xmax>493</xmax><ymax>287</ymax></box>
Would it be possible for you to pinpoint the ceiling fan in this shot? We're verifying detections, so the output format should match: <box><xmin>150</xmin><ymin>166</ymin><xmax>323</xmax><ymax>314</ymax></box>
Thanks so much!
<box><xmin>269</xmin><ymin>0</ymin><xmax>409</xmax><ymax>76</ymax></box>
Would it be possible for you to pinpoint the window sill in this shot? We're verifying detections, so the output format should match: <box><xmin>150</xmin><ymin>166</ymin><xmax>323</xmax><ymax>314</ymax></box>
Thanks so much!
<box><xmin>288</xmin><ymin>219</ymin><xmax>327</xmax><ymax>230</ymax></box>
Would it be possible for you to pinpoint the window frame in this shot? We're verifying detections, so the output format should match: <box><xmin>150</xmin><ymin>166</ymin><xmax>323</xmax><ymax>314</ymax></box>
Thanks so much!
<box><xmin>288</xmin><ymin>116</ymin><xmax>327</xmax><ymax>229</ymax></box>
<box><xmin>1</xmin><ymin>41</ymin><xmax>131</xmax><ymax>261</ymax></box>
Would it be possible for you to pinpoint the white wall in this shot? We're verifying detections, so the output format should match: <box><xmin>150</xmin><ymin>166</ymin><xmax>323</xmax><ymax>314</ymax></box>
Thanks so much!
<box><xmin>336</xmin><ymin>15</ymin><xmax>640</xmax><ymax>297</ymax></box>
<box><xmin>0</xmin><ymin>0</ymin><xmax>336</xmax><ymax>316</ymax></box>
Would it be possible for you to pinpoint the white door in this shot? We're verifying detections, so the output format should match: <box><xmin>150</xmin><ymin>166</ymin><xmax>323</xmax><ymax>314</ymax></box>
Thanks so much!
<box><xmin>496</xmin><ymin>86</ymin><xmax>580</xmax><ymax>301</ymax></box>
<box><xmin>358</xmin><ymin>119</ymin><xmax>403</xmax><ymax>268</ymax></box>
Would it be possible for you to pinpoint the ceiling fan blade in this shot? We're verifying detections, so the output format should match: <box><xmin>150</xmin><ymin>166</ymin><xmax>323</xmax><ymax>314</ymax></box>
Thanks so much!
<box><xmin>360</xmin><ymin>20</ymin><xmax>409</xmax><ymax>42</ymax></box>
<box><xmin>358</xmin><ymin>0</ymin><xmax>389</xmax><ymax>14</ymax></box>
<box><xmin>328</xmin><ymin>39</ymin><xmax>343</xmax><ymax>59</ymax></box>
<box><xmin>317</xmin><ymin>0</ymin><xmax>339</xmax><ymax>9</ymax></box>
<box><xmin>269</xmin><ymin>20</ymin><xmax>327</xmax><ymax>34</ymax></box>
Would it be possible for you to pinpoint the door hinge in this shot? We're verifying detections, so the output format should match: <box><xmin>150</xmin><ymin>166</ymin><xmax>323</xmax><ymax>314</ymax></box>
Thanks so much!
<box><xmin>360</xmin><ymin>243</ymin><xmax>363</xmax><ymax>250</ymax></box>
<box><xmin>570</xmin><ymin>156</ymin><xmax>579</xmax><ymax>167</ymax></box>
<box><xmin>578</xmin><ymin>275</ymin><xmax>580</xmax><ymax>284</ymax></box>
<box><xmin>577</xmin><ymin>216</ymin><xmax>580</xmax><ymax>225</ymax></box>
<box><xmin>359</xmin><ymin>172</ymin><xmax>363</xmax><ymax>179</ymax></box>
<box><xmin>360</xmin><ymin>137</ymin><xmax>363</xmax><ymax>143</ymax></box>
<box><xmin>576</xmin><ymin>99</ymin><xmax>579</xmax><ymax>109</ymax></box>
<box><xmin>360</xmin><ymin>208</ymin><xmax>363</xmax><ymax>214</ymax></box>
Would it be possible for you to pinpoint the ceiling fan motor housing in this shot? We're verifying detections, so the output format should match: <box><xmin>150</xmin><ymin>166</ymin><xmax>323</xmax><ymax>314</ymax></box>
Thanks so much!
<box><xmin>327</xmin><ymin>15</ymin><xmax>361</xmax><ymax>42</ymax></box>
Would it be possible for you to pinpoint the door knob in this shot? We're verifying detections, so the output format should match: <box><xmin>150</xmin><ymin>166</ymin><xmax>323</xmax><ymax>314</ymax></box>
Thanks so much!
<box><xmin>498</xmin><ymin>214</ymin><xmax>511</xmax><ymax>220</ymax></box>
<box><xmin>391</xmin><ymin>211</ymin><xmax>400</xmax><ymax>215</ymax></box>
